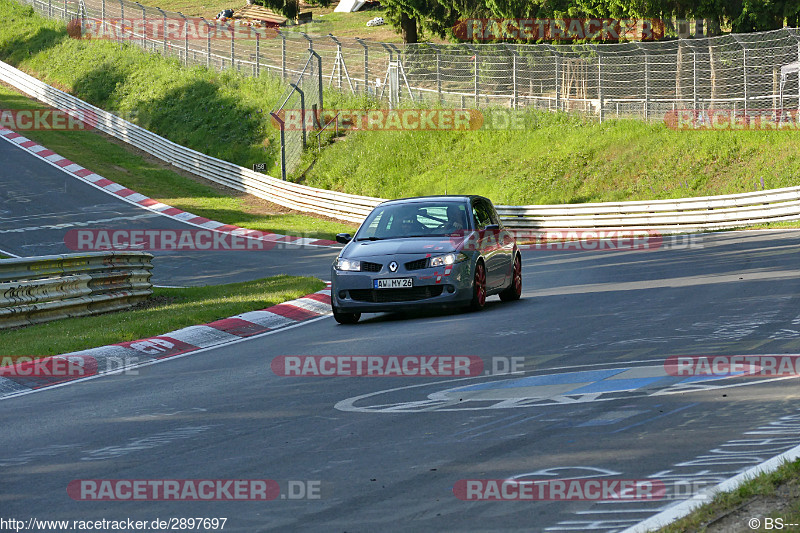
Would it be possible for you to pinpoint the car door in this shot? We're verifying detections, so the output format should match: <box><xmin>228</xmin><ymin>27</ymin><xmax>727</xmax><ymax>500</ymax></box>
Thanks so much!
<box><xmin>487</xmin><ymin>201</ymin><xmax>515</xmax><ymax>287</ymax></box>
<box><xmin>471</xmin><ymin>198</ymin><xmax>504</xmax><ymax>289</ymax></box>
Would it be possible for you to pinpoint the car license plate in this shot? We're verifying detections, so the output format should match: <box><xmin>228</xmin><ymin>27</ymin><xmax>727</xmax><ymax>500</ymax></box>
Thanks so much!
<box><xmin>374</xmin><ymin>278</ymin><xmax>413</xmax><ymax>289</ymax></box>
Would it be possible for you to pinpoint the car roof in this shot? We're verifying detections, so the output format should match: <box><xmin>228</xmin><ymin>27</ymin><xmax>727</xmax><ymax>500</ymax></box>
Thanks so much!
<box><xmin>376</xmin><ymin>195</ymin><xmax>488</xmax><ymax>207</ymax></box>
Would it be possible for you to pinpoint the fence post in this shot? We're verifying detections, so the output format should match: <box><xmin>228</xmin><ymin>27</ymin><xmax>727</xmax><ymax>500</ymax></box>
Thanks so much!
<box><xmin>502</xmin><ymin>44</ymin><xmax>517</xmax><ymax>109</ymax></box>
<box><xmin>355</xmin><ymin>38</ymin><xmax>369</xmax><ymax>94</ymax></box>
<box><xmin>201</xmin><ymin>17</ymin><xmax>210</xmax><ymax>68</ymax></box>
<box><xmin>48</xmin><ymin>0</ymin><xmax>51</xmax><ymax>18</ymax></box>
<box><xmin>596</xmin><ymin>46</ymin><xmax>604</xmax><ymax>122</ymax></box>
<box><xmin>435</xmin><ymin>45</ymin><xmax>442</xmax><ymax>103</ymax></box>
<box><xmin>230</xmin><ymin>21</ymin><xmax>235</xmax><ymax>69</ymax></box>
<box><xmin>118</xmin><ymin>0</ymin><xmax>124</xmax><ymax>40</ymax></box>
<box><xmin>155</xmin><ymin>7</ymin><xmax>166</xmax><ymax>54</ymax></box>
<box><xmin>380</xmin><ymin>42</ymin><xmax>395</xmax><ymax>105</ymax></box>
<box><xmin>178</xmin><ymin>12</ymin><xmax>188</xmax><ymax>65</ymax></box>
<box><xmin>63</xmin><ymin>0</ymin><xmax>66</xmax><ymax>20</ymax></box>
<box><xmin>692</xmin><ymin>49</ymin><xmax>697</xmax><ymax>111</ymax></box>
<box><xmin>101</xmin><ymin>0</ymin><xmax>104</xmax><ymax>27</ymax></box>
<box><xmin>474</xmin><ymin>48</ymin><xmax>479</xmax><ymax>107</ymax></box>
<box><xmin>636</xmin><ymin>43</ymin><xmax>650</xmax><ymax>120</ymax></box>
<box><xmin>291</xmin><ymin>83</ymin><xmax>306</xmax><ymax>148</ymax></box>
<box><xmin>356</xmin><ymin>38</ymin><xmax>369</xmax><ymax>94</ymax></box>
<box><xmin>741</xmin><ymin>42</ymin><xmax>748</xmax><ymax>110</ymax></box>
<box><xmin>281</xmin><ymin>32</ymin><xmax>287</xmax><ymax>80</ymax></box>
<box><xmin>134</xmin><ymin>2</ymin><xmax>145</xmax><ymax>49</ymax></box>
<box><xmin>270</xmin><ymin>112</ymin><xmax>286</xmax><ymax>180</ymax></box>
<box><xmin>256</xmin><ymin>31</ymin><xmax>260</xmax><ymax>77</ymax></box>
<box><xmin>313</xmin><ymin>50</ymin><xmax>323</xmax><ymax>110</ymax></box>
<box><xmin>329</xmin><ymin>35</ymin><xmax>343</xmax><ymax>88</ymax></box>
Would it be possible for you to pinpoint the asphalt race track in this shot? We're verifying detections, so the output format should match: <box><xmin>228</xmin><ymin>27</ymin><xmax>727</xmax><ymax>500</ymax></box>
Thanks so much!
<box><xmin>0</xmin><ymin>139</ymin><xmax>339</xmax><ymax>285</ymax></box>
<box><xmin>5</xmin><ymin>138</ymin><xmax>800</xmax><ymax>532</ymax></box>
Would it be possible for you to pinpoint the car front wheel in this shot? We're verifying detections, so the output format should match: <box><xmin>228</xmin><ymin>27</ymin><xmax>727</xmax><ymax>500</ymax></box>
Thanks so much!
<box><xmin>333</xmin><ymin>309</ymin><xmax>361</xmax><ymax>324</ymax></box>
<box><xmin>499</xmin><ymin>254</ymin><xmax>522</xmax><ymax>302</ymax></box>
<box><xmin>469</xmin><ymin>261</ymin><xmax>487</xmax><ymax>311</ymax></box>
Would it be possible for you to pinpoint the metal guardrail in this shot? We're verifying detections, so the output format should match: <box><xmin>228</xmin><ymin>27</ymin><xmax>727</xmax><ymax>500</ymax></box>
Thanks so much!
<box><xmin>0</xmin><ymin>252</ymin><xmax>154</xmax><ymax>329</ymax></box>
<box><xmin>495</xmin><ymin>185</ymin><xmax>800</xmax><ymax>231</ymax></box>
<box><xmin>2</xmin><ymin>59</ymin><xmax>800</xmax><ymax>231</ymax></box>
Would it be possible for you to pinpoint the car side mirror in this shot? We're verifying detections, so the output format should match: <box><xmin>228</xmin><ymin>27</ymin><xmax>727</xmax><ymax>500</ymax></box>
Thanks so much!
<box><xmin>336</xmin><ymin>233</ymin><xmax>352</xmax><ymax>244</ymax></box>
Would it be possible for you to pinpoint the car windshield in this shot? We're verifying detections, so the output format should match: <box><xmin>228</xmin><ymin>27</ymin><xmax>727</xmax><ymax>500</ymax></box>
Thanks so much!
<box><xmin>356</xmin><ymin>201</ymin><xmax>470</xmax><ymax>240</ymax></box>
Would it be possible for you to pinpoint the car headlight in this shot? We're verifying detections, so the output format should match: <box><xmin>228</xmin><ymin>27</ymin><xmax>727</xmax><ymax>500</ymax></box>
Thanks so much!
<box><xmin>335</xmin><ymin>258</ymin><xmax>361</xmax><ymax>271</ymax></box>
<box><xmin>430</xmin><ymin>252</ymin><xmax>468</xmax><ymax>267</ymax></box>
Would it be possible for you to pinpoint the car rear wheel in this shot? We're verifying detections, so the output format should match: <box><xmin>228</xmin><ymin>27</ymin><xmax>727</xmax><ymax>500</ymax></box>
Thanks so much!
<box><xmin>469</xmin><ymin>261</ymin><xmax>487</xmax><ymax>311</ymax></box>
<box><xmin>333</xmin><ymin>310</ymin><xmax>361</xmax><ymax>324</ymax></box>
<box><xmin>499</xmin><ymin>254</ymin><xmax>522</xmax><ymax>302</ymax></box>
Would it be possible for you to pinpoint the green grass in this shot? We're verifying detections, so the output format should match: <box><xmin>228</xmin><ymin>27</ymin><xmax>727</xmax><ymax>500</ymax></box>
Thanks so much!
<box><xmin>0</xmin><ymin>84</ymin><xmax>356</xmax><ymax>239</ymax></box>
<box><xmin>1</xmin><ymin>275</ymin><xmax>325</xmax><ymax>358</ymax></box>
<box><xmin>659</xmin><ymin>458</ymin><xmax>800</xmax><ymax>532</ymax></box>
<box><xmin>304</xmin><ymin>110</ymin><xmax>800</xmax><ymax>205</ymax></box>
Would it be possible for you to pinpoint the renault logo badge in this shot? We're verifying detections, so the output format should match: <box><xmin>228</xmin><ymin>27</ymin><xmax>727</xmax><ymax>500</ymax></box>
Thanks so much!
<box><xmin>389</xmin><ymin>261</ymin><xmax>398</xmax><ymax>272</ymax></box>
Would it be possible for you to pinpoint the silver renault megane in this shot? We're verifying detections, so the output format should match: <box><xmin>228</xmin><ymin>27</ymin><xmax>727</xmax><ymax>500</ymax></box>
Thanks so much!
<box><xmin>330</xmin><ymin>195</ymin><xmax>522</xmax><ymax>324</ymax></box>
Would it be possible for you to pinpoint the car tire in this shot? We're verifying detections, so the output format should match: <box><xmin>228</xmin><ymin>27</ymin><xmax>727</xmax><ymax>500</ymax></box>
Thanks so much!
<box><xmin>469</xmin><ymin>260</ymin><xmax>487</xmax><ymax>311</ymax></box>
<box><xmin>499</xmin><ymin>254</ymin><xmax>522</xmax><ymax>302</ymax></box>
<box><xmin>333</xmin><ymin>309</ymin><xmax>361</xmax><ymax>324</ymax></box>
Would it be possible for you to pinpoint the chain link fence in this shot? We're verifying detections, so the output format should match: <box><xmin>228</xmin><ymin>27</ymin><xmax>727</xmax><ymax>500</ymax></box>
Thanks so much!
<box><xmin>270</xmin><ymin>50</ymin><xmax>322</xmax><ymax>178</ymax></box>
<box><xmin>14</xmin><ymin>0</ymin><xmax>800</xmax><ymax>124</ymax></box>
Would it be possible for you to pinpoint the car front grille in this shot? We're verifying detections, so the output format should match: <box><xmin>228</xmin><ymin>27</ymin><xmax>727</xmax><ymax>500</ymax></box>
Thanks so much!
<box><xmin>349</xmin><ymin>286</ymin><xmax>444</xmax><ymax>303</ymax></box>
<box><xmin>404</xmin><ymin>258</ymin><xmax>428</xmax><ymax>271</ymax></box>
<box><xmin>361</xmin><ymin>261</ymin><xmax>382</xmax><ymax>272</ymax></box>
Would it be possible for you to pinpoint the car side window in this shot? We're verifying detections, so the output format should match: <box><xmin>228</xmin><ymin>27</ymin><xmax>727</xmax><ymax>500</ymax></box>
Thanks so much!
<box><xmin>472</xmin><ymin>201</ymin><xmax>493</xmax><ymax>230</ymax></box>
<box><xmin>486</xmin><ymin>202</ymin><xmax>501</xmax><ymax>226</ymax></box>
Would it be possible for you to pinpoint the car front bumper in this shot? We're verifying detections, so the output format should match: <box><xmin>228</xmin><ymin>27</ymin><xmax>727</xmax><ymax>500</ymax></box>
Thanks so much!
<box><xmin>331</xmin><ymin>260</ymin><xmax>474</xmax><ymax>313</ymax></box>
